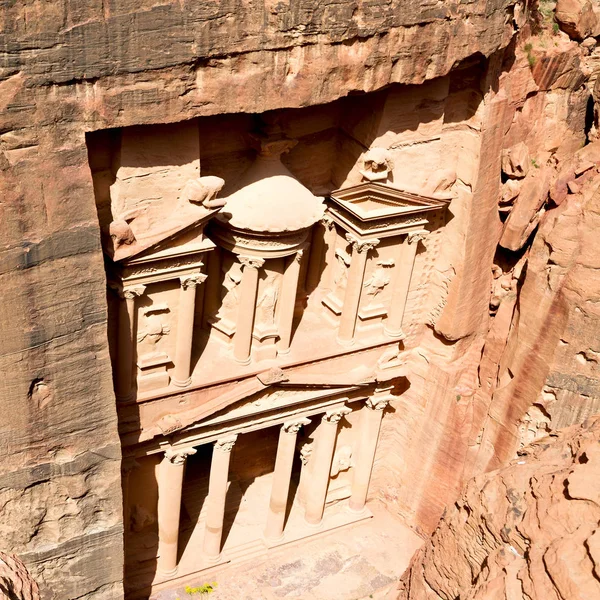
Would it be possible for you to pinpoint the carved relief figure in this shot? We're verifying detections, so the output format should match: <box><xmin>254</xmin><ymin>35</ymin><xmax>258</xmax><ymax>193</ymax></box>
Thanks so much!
<box><xmin>256</xmin><ymin>271</ymin><xmax>279</xmax><ymax>330</ymax></box>
<box><xmin>181</xmin><ymin>176</ymin><xmax>226</xmax><ymax>208</ymax></box>
<box><xmin>360</xmin><ymin>147</ymin><xmax>393</xmax><ymax>182</ymax></box>
<box><xmin>333</xmin><ymin>247</ymin><xmax>351</xmax><ymax>293</ymax></box>
<box><xmin>137</xmin><ymin>305</ymin><xmax>170</xmax><ymax>355</ymax></box>
<box><xmin>330</xmin><ymin>445</ymin><xmax>353</xmax><ymax>477</ymax></box>
<box><xmin>363</xmin><ymin>259</ymin><xmax>395</xmax><ymax>306</ymax></box>
<box><xmin>216</xmin><ymin>260</ymin><xmax>243</xmax><ymax>322</ymax></box>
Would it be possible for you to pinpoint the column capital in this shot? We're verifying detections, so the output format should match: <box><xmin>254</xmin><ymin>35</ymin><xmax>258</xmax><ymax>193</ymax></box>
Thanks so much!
<box><xmin>345</xmin><ymin>234</ymin><xmax>380</xmax><ymax>254</ymax></box>
<box><xmin>321</xmin><ymin>215</ymin><xmax>336</xmax><ymax>230</ymax></box>
<box><xmin>239</xmin><ymin>255</ymin><xmax>265</xmax><ymax>269</ymax></box>
<box><xmin>323</xmin><ymin>406</ymin><xmax>352</xmax><ymax>423</ymax></box>
<box><xmin>117</xmin><ymin>284</ymin><xmax>146</xmax><ymax>300</ymax></box>
<box><xmin>365</xmin><ymin>396</ymin><xmax>390</xmax><ymax>411</ymax></box>
<box><xmin>408</xmin><ymin>230</ymin><xmax>428</xmax><ymax>245</ymax></box>
<box><xmin>180</xmin><ymin>273</ymin><xmax>207</xmax><ymax>289</ymax></box>
<box><xmin>164</xmin><ymin>447</ymin><xmax>197</xmax><ymax>465</ymax></box>
<box><xmin>292</xmin><ymin>248</ymin><xmax>304</xmax><ymax>263</ymax></box>
<box><xmin>282</xmin><ymin>417</ymin><xmax>311</xmax><ymax>434</ymax></box>
<box><xmin>214</xmin><ymin>434</ymin><xmax>238</xmax><ymax>453</ymax></box>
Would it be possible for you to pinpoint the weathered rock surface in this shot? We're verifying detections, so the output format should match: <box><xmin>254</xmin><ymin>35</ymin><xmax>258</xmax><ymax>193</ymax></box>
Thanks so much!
<box><xmin>0</xmin><ymin>552</ymin><xmax>40</xmax><ymax>600</ymax></box>
<box><xmin>390</xmin><ymin>416</ymin><xmax>600</xmax><ymax>600</ymax></box>
<box><xmin>0</xmin><ymin>1</ymin><xmax>526</xmax><ymax>598</ymax></box>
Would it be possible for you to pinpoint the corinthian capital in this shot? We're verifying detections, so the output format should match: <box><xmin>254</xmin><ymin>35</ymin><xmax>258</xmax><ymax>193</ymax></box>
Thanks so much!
<box><xmin>365</xmin><ymin>397</ymin><xmax>390</xmax><ymax>411</ymax></box>
<box><xmin>345</xmin><ymin>234</ymin><xmax>380</xmax><ymax>254</ymax></box>
<box><xmin>164</xmin><ymin>447</ymin><xmax>197</xmax><ymax>465</ymax></box>
<box><xmin>408</xmin><ymin>230</ymin><xmax>428</xmax><ymax>245</ymax></box>
<box><xmin>323</xmin><ymin>406</ymin><xmax>352</xmax><ymax>423</ymax></box>
<box><xmin>180</xmin><ymin>273</ymin><xmax>207</xmax><ymax>289</ymax></box>
<box><xmin>321</xmin><ymin>214</ymin><xmax>335</xmax><ymax>230</ymax></box>
<box><xmin>282</xmin><ymin>417</ymin><xmax>311</xmax><ymax>434</ymax></box>
<box><xmin>214</xmin><ymin>434</ymin><xmax>238</xmax><ymax>453</ymax></box>
<box><xmin>122</xmin><ymin>284</ymin><xmax>147</xmax><ymax>300</ymax></box>
<box><xmin>239</xmin><ymin>255</ymin><xmax>265</xmax><ymax>269</ymax></box>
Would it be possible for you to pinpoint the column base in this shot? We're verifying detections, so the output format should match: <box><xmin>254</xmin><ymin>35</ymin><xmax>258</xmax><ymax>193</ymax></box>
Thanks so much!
<box><xmin>304</xmin><ymin>516</ymin><xmax>324</xmax><ymax>530</ymax></box>
<box><xmin>346</xmin><ymin>502</ymin><xmax>369</xmax><ymax>518</ymax></box>
<box><xmin>336</xmin><ymin>335</ymin><xmax>355</xmax><ymax>347</ymax></box>
<box><xmin>262</xmin><ymin>531</ymin><xmax>285</xmax><ymax>545</ymax></box>
<box><xmin>158</xmin><ymin>566</ymin><xmax>178</xmax><ymax>578</ymax></box>
<box><xmin>172</xmin><ymin>377</ymin><xmax>192</xmax><ymax>388</ymax></box>
<box><xmin>233</xmin><ymin>355</ymin><xmax>252</xmax><ymax>365</ymax></box>
<box><xmin>204</xmin><ymin>553</ymin><xmax>222</xmax><ymax>565</ymax></box>
<box><xmin>384</xmin><ymin>326</ymin><xmax>406</xmax><ymax>339</ymax></box>
<box><xmin>116</xmin><ymin>391</ymin><xmax>135</xmax><ymax>402</ymax></box>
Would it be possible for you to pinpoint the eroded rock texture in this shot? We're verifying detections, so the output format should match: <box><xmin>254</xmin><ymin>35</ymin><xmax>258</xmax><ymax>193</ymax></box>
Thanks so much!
<box><xmin>391</xmin><ymin>417</ymin><xmax>600</xmax><ymax>600</ymax></box>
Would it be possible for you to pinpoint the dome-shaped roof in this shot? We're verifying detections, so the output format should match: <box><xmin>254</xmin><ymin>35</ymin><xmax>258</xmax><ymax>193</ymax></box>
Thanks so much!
<box><xmin>217</xmin><ymin>154</ymin><xmax>325</xmax><ymax>233</ymax></box>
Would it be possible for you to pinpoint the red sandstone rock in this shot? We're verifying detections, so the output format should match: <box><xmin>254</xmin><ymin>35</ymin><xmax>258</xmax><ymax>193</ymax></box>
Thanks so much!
<box><xmin>556</xmin><ymin>0</ymin><xmax>598</xmax><ymax>40</ymax></box>
<box><xmin>390</xmin><ymin>417</ymin><xmax>600</xmax><ymax>600</ymax></box>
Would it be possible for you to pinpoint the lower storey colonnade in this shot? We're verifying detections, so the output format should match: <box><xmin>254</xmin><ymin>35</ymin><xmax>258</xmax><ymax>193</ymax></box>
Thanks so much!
<box><xmin>152</xmin><ymin>394</ymin><xmax>390</xmax><ymax>578</ymax></box>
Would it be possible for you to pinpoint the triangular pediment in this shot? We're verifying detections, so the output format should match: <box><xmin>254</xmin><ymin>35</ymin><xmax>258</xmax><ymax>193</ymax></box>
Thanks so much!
<box><xmin>111</xmin><ymin>207</ymin><xmax>220</xmax><ymax>264</ymax></box>
<box><xmin>330</xmin><ymin>181</ymin><xmax>449</xmax><ymax>222</ymax></box>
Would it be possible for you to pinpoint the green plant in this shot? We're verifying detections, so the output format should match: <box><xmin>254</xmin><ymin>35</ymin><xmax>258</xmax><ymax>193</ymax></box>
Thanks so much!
<box><xmin>552</xmin><ymin>21</ymin><xmax>559</xmax><ymax>34</ymax></box>
<box><xmin>524</xmin><ymin>43</ymin><xmax>537</xmax><ymax>68</ymax></box>
<box><xmin>176</xmin><ymin>582</ymin><xmax>218</xmax><ymax>599</ymax></box>
<box><xmin>531</xmin><ymin>157</ymin><xmax>540</xmax><ymax>168</ymax></box>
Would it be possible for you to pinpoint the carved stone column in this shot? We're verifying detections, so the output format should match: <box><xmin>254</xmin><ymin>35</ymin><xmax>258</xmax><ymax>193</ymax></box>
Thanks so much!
<box><xmin>203</xmin><ymin>248</ymin><xmax>222</xmax><ymax>328</ymax></box>
<box><xmin>385</xmin><ymin>231</ymin><xmax>427</xmax><ymax>338</ymax></box>
<box><xmin>116</xmin><ymin>284</ymin><xmax>146</xmax><ymax>401</ymax></box>
<box><xmin>173</xmin><ymin>273</ymin><xmax>207</xmax><ymax>387</ymax></box>
<box><xmin>157</xmin><ymin>447</ymin><xmax>196</xmax><ymax>576</ymax></box>
<box><xmin>307</xmin><ymin>216</ymin><xmax>335</xmax><ymax>291</ymax></box>
<box><xmin>321</xmin><ymin>216</ymin><xmax>338</xmax><ymax>290</ymax></box>
<box><xmin>277</xmin><ymin>249</ymin><xmax>303</xmax><ymax>354</ymax></box>
<box><xmin>338</xmin><ymin>235</ymin><xmax>379</xmax><ymax>344</ymax></box>
<box><xmin>348</xmin><ymin>392</ymin><xmax>390</xmax><ymax>513</ymax></box>
<box><xmin>265</xmin><ymin>418</ymin><xmax>311</xmax><ymax>542</ymax></box>
<box><xmin>305</xmin><ymin>407</ymin><xmax>351</xmax><ymax>526</ymax></box>
<box><xmin>203</xmin><ymin>435</ymin><xmax>238</xmax><ymax>561</ymax></box>
<box><xmin>233</xmin><ymin>256</ymin><xmax>264</xmax><ymax>364</ymax></box>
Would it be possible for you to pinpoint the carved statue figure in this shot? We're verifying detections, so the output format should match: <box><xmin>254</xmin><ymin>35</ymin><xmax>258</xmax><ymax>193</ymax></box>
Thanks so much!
<box><xmin>333</xmin><ymin>247</ymin><xmax>351</xmax><ymax>292</ymax></box>
<box><xmin>217</xmin><ymin>261</ymin><xmax>243</xmax><ymax>320</ymax></box>
<box><xmin>181</xmin><ymin>176</ymin><xmax>226</xmax><ymax>208</ymax></box>
<box><xmin>137</xmin><ymin>306</ymin><xmax>170</xmax><ymax>353</ymax></box>
<box><xmin>363</xmin><ymin>259</ymin><xmax>395</xmax><ymax>305</ymax></box>
<box><xmin>256</xmin><ymin>271</ymin><xmax>279</xmax><ymax>329</ymax></box>
<box><xmin>108</xmin><ymin>219</ymin><xmax>136</xmax><ymax>249</ymax></box>
<box><xmin>360</xmin><ymin>147</ymin><xmax>394</xmax><ymax>182</ymax></box>
<box><xmin>330</xmin><ymin>445</ymin><xmax>353</xmax><ymax>477</ymax></box>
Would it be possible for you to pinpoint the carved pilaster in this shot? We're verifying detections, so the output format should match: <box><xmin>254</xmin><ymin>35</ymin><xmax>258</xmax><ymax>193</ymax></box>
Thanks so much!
<box><xmin>338</xmin><ymin>236</ymin><xmax>379</xmax><ymax>344</ymax></box>
<box><xmin>234</xmin><ymin>256</ymin><xmax>264</xmax><ymax>364</ymax></box>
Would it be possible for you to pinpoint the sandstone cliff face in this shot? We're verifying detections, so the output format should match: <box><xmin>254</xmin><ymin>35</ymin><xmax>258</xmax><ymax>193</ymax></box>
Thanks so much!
<box><xmin>391</xmin><ymin>416</ymin><xmax>600</xmax><ymax>600</ymax></box>
<box><xmin>0</xmin><ymin>2</ymin><xmax>526</xmax><ymax>597</ymax></box>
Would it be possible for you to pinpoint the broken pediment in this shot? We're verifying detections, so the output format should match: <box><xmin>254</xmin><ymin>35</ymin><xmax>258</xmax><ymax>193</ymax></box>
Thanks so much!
<box><xmin>327</xmin><ymin>181</ymin><xmax>449</xmax><ymax>239</ymax></box>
